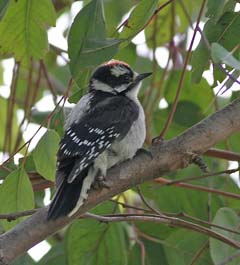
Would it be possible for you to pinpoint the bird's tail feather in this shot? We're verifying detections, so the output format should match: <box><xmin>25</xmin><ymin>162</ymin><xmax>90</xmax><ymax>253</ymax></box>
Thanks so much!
<box><xmin>47</xmin><ymin>169</ymin><xmax>88</xmax><ymax>220</ymax></box>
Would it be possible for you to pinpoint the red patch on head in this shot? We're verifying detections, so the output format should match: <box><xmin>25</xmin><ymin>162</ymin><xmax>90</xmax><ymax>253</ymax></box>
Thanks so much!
<box><xmin>103</xmin><ymin>59</ymin><xmax>129</xmax><ymax>67</ymax></box>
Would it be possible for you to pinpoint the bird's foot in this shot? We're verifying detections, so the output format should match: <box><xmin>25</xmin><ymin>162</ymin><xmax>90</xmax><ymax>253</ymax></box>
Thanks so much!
<box><xmin>92</xmin><ymin>175</ymin><xmax>110</xmax><ymax>190</ymax></box>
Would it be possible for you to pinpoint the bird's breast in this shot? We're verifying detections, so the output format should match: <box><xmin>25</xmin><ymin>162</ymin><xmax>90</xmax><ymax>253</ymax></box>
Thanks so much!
<box><xmin>108</xmin><ymin>104</ymin><xmax>146</xmax><ymax>167</ymax></box>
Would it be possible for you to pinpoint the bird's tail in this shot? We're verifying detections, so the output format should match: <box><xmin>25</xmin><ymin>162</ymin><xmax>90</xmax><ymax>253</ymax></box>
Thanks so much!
<box><xmin>47</xmin><ymin>168</ymin><xmax>88</xmax><ymax>220</ymax></box>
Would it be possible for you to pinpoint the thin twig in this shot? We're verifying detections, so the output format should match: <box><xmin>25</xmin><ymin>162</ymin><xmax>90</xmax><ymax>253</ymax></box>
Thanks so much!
<box><xmin>110</xmin><ymin>199</ymin><xmax>153</xmax><ymax>213</ymax></box>
<box><xmin>134</xmin><ymin>235</ymin><xmax>146</xmax><ymax>265</ymax></box>
<box><xmin>114</xmin><ymin>0</ymin><xmax>174</xmax><ymax>36</ymax></box>
<box><xmin>0</xmin><ymin>79</ymin><xmax>73</xmax><ymax>169</ymax></box>
<box><xmin>0</xmin><ymin>209</ymin><xmax>37</xmax><ymax>221</ymax></box>
<box><xmin>159</xmin><ymin>0</ymin><xmax>207</xmax><ymax>138</ymax></box>
<box><xmin>165</xmin><ymin>210</ymin><xmax>240</xmax><ymax>235</ymax></box>
<box><xmin>13</xmin><ymin>60</ymin><xmax>36</xmax><ymax>152</ymax></box>
<box><xmin>4</xmin><ymin>62</ymin><xmax>20</xmax><ymax>154</ymax></box>
<box><xmin>112</xmin><ymin>199</ymin><xmax>240</xmax><ymax>236</ymax></box>
<box><xmin>84</xmin><ymin>212</ymin><xmax>240</xmax><ymax>248</ymax></box>
<box><xmin>163</xmin><ymin>167</ymin><xmax>240</xmax><ymax>185</ymax></box>
<box><xmin>136</xmin><ymin>186</ymin><xmax>162</xmax><ymax>215</ymax></box>
<box><xmin>218</xmin><ymin>250</ymin><xmax>240</xmax><ymax>265</ymax></box>
<box><xmin>40</xmin><ymin>60</ymin><xmax>57</xmax><ymax>104</ymax></box>
<box><xmin>136</xmin><ymin>227</ymin><xmax>163</xmax><ymax>244</ymax></box>
<box><xmin>190</xmin><ymin>240</ymin><xmax>209</xmax><ymax>265</ymax></box>
<box><xmin>154</xmin><ymin>177</ymin><xmax>240</xmax><ymax>200</ymax></box>
<box><xmin>32</xmin><ymin>180</ymin><xmax>54</xmax><ymax>191</ymax></box>
<box><xmin>204</xmin><ymin>148</ymin><xmax>240</xmax><ymax>161</ymax></box>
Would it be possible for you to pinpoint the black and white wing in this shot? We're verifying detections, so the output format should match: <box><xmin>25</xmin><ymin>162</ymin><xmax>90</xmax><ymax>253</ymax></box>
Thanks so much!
<box><xmin>57</xmin><ymin>94</ymin><xmax>139</xmax><ymax>184</ymax></box>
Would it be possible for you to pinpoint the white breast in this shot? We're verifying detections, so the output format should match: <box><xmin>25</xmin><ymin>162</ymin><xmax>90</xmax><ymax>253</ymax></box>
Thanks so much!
<box><xmin>107</xmin><ymin>100</ymin><xmax>146</xmax><ymax>168</ymax></box>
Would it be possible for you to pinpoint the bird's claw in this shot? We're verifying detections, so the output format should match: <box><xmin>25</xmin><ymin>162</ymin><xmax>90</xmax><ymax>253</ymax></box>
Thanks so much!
<box><xmin>92</xmin><ymin>175</ymin><xmax>110</xmax><ymax>189</ymax></box>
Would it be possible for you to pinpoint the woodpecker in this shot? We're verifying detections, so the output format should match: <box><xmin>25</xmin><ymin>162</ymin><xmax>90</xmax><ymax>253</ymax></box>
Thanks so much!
<box><xmin>47</xmin><ymin>60</ymin><xmax>151</xmax><ymax>220</ymax></box>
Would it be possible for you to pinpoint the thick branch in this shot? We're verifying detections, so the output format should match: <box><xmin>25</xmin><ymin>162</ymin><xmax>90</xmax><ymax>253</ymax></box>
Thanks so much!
<box><xmin>0</xmin><ymin>98</ymin><xmax>240</xmax><ymax>264</ymax></box>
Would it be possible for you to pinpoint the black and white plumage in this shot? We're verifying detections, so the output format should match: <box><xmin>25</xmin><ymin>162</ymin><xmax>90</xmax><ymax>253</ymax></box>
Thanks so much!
<box><xmin>47</xmin><ymin>60</ymin><xmax>151</xmax><ymax>220</ymax></box>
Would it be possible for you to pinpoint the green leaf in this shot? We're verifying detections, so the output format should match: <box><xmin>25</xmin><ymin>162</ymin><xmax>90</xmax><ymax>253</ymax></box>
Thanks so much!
<box><xmin>145</xmin><ymin>0</ymin><xmax>202</xmax><ymax>48</ymax></box>
<box><xmin>114</xmin><ymin>42</ymin><xmax>137</xmax><ymax>66</ymax></box>
<box><xmin>164</xmin><ymin>230</ymin><xmax>212</xmax><ymax>265</ymax></box>
<box><xmin>38</xmin><ymin>243</ymin><xmax>66</xmax><ymax>265</ymax></box>
<box><xmin>129</xmin><ymin>239</ymin><xmax>169</xmax><ymax>265</ymax></box>
<box><xmin>210</xmin><ymin>208</ymin><xmax>240</xmax><ymax>265</ymax></box>
<box><xmin>172</xmin><ymin>101</ymin><xmax>204</xmax><ymax>127</ymax></box>
<box><xmin>140</xmin><ymin>174</ymin><xmax>222</xmax><ymax>221</ymax></box>
<box><xmin>68</xmin><ymin>89</ymin><xmax>86</xmax><ymax>104</ymax></box>
<box><xmin>14</xmin><ymin>67</ymin><xmax>44</xmax><ymax>109</ymax></box>
<box><xmin>192</xmin><ymin>12</ymin><xmax>240</xmax><ymax>83</ymax></box>
<box><xmin>224</xmin><ymin>69</ymin><xmax>240</xmax><ymax>91</ymax></box>
<box><xmin>68</xmin><ymin>0</ymin><xmax>120</xmax><ymax>80</ymax></box>
<box><xmin>0</xmin><ymin>0</ymin><xmax>56</xmax><ymax>63</ymax></box>
<box><xmin>0</xmin><ymin>168</ymin><xmax>34</xmax><ymax>230</ymax></box>
<box><xmin>33</xmin><ymin>129</ymin><xmax>60</xmax><ymax>181</ymax></box>
<box><xmin>211</xmin><ymin>43</ymin><xmax>240</xmax><ymax>70</ymax></box>
<box><xmin>31</xmin><ymin>109</ymin><xmax>65</xmax><ymax>138</ymax></box>
<box><xmin>0</xmin><ymin>0</ymin><xmax>10</xmax><ymax>20</ymax></box>
<box><xmin>11</xmin><ymin>253</ymin><xmax>36</xmax><ymax>265</ymax></box>
<box><xmin>119</xmin><ymin>0</ymin><xmax>158</xmax><ymax>47</ymax></box>
<box><xmin>206</xmin><ymin>0</ymin><xmax>225</xmax><ymax>22</ymax></box>
<box><xmin>104</xmin><ymin>0</ymin><xmax>133</xmax><ymax>35</ymax></box>
<box><xmin>66</xmin><ymin>201</ymin><xmax>127</xmax><ymax>264</ymax></box>
<box><xmin>67</xmin><ymin>220</ymin><xmax>127</xmax><ymax>265</ymax></box>
<box><xmin>165</xmin><ymin>70</ymin><xmax>213</xmax><ymax>113</ymax></box>
<box><xmin>206</xmin><ymin>0</ymin><xmax>237</xmax><ymax>22</ymax></box>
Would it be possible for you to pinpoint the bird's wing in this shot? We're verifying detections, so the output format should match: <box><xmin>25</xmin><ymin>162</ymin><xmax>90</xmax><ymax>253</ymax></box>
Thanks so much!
<box><xmin>57</xmin><ymin>95</ymin><xmax>139</xmax><ymax>183</ymax></box>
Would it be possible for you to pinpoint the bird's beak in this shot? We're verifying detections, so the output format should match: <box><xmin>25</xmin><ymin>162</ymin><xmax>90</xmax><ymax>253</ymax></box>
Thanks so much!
<box><xmin>135</xmin><ymin>72</ymin><xmax>152</xmax><ymax>83</ymax></box>
<box><xmin>124</xmin><ymin>72</ymin><xmax>152</xmax><ymax>94</ymax></box>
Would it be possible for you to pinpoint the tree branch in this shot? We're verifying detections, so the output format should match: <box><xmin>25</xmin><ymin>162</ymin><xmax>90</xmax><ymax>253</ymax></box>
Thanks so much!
<box><xmin>83</xmin><ymin>213</ymin><xmax>240</xmax><ymax>249</ymax></box>
<box><xmin>0</xmin><ymin>210</ymin><xmax>37</xmax><ymax>221</ymax></box>
<box><xmin>0</xmin><ymin>98</ymin><xmax>240</xmax><ymax>264</ymax></box>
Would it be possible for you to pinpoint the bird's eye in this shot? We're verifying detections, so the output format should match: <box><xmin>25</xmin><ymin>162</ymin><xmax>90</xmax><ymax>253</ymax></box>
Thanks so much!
<box><xmin>123</xmin><ymin>75</ymin><xmax>132</xmax><ymax>82</ymax></box>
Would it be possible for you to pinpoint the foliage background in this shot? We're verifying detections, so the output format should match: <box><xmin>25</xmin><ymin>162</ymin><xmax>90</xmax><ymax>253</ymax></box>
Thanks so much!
<box><xmin>0</xmin><ymin>0</ymin><xmax>240</xmax><ymax>264</ymax></box>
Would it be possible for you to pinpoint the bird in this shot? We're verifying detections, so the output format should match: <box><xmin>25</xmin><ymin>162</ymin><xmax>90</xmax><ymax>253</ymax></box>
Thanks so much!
<box><xmin>47</xmin><ymin>60</ymin><xmax>151</xmax><ymax>220</ymax></box>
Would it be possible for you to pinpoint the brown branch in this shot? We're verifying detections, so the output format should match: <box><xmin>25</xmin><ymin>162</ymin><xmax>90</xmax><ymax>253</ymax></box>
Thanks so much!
<box><xmin>159</xmin><ymin>167</ymin><xmax>240</xmax><ymax>185</ymax></box>
<box><xmin>84</xmin><ymin>213</ymin><xmax>240</xmax><ymax>249</ymax></box>
<box><xmin>0</xmin><ymin>79</ymin><xmax>73</xmax><ymax>170</ymax></box>
<box><xmin>40</xmin><ymin>60</ymin><xmax>57</xmax><ymax>104</ymax></box>
<box><xmin>114</xmin><ymin>0</ymin><xmax>174</xmax><ymax>36</ymax></box>
<box><xmin>218</xmin><ymin>250</ymin><xmax>240</xmax><ymax>265</ymax></box>
<box><xmin>4</xmin><ymin>63</ymin><xmax>20</xmax><ymax>153</ymax></box>
<box><xmin>204</xmin><ymin>148</ymin><xmax>240</xmax><ymax>161</ymax></box>
<box><xmin>159</xmin><ymin>0</ymin><xmax>207</xmax><ymax>138</ymax></box>
<box><xmin>177</xmin><ymin>212</ymin><xmax>240</xmax><ymax>236</ymax></box>
<box><xmin>136</xmin><ymin>186</ymin><xmax>162</xmax><ymax>215</ymax></box>
<box><xmin>154</xmin><ymin>177</ymin><xmax>240</xmax><ymax>200</ymax></box>
<box><xmin>190</xmin><ymin>240</ymin><xmax>209</xmax><ymax>265</ymax></box>
<box><xmin>110</xmin><ymin>199</ymin><xmax>152</xmax><ymax>213</ymax></box>
<box><xmin>0</xmin><ymin>97</ymin><xmax>240</xmax><ymax>263</ymax></box>
<box><xmin>0</xmin><ymin>210</ymin><xmax>37</xmax><ymax>221</ymax></box>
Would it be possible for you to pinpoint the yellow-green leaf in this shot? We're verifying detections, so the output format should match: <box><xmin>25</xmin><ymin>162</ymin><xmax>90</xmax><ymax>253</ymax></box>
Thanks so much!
<box><xmin>68</xmin><ymin>0</ymin><xmax>120</xmax><ymax>80</ymax></box>
<box><xmin>119</xmin><ymin>0</ymin><xmax>158</xmax><ymax>47</ymax></box>
<box><xmin>33</xmin><ymin>129</ymin><xmax>60</xmax><ymax>181</ymax></box>
<box><xmin>0</xmin><ymin>0</ymin><xmax>56</xmax><ymax>63</ymax></box>
<box><xmin>0</xmin><ymin>168</ymin><xmax>34</xmax><ymax>230</ymax></box>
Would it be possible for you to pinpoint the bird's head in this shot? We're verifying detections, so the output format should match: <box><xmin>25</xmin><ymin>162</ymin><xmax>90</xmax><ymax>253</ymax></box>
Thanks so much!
<box><xmin>89</xmin><ymin>60</ymin><xmax>151</xmax><ymax>97</ymax></box>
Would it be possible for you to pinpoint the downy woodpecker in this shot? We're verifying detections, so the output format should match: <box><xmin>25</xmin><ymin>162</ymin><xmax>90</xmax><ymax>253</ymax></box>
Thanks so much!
<box><xmin>47</xmin><ymin>60</ymin><xmax>151</xmax><ymax>220</ymax></box>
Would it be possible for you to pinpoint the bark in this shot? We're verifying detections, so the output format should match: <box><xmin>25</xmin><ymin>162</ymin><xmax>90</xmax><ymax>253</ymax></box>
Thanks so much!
<box><xmin>0</xmin><ymin>97</ymin><xmax>240</xmax><ymax>264</ymax></box>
